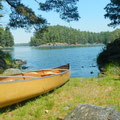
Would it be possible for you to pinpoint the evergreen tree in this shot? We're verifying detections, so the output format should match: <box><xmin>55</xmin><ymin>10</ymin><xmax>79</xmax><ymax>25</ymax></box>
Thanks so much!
<box><xmin>4</xmin><ymin>27</ymin><xmax>14</xmax><ymax>47</ymax></box>
<box><xmin>30</xmin><ymin>25</ymin><xmax>120</xmax><ymax>46</ymax></box>
<box><xmin>105</xmin><ymin>0</ymin><xmax>120</xmax><ymax>27</ymax></box>
<box><xmin>0</xmin><ymin>27</ymin><xmax>14</xmax><ymax>47</ymax></box>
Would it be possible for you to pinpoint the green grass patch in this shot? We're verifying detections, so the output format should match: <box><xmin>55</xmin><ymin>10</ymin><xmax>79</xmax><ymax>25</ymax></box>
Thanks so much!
<box><xmin>0</xmin><ymin>76</ymin><xmax>120</xmax><ymax>120</ymax></box>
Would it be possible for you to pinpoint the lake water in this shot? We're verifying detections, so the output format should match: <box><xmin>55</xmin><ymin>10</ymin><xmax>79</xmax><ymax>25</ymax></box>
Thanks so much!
<box><xmin>9</xmin><ymin>45</ymin><xmax>104</xmax><ymax>77</ymax></box>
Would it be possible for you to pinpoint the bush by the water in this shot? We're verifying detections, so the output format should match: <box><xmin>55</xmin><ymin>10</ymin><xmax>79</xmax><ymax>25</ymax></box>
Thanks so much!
<box><xmin>0</xmin><ymin>50</ymin><xmax>27</xmax><ymax>73</ymax></box>
<box><xmin>0</xmin><ymin>50</ymin><xmax>13</xmax><ymax>72</ymax></box>
<box><xmin>97</xmin><ymin>38</ymin><xmax>120</xmax><ymax>73</ymax></box>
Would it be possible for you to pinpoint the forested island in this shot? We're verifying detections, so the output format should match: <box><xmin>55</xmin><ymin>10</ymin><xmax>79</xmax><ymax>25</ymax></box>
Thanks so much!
<box><xmin>30</xmin><ymin>25</ymin><xmax>120</xmax><ymax>46</ymax></box>
<box><xmin>0</xmin><ymin>27</ymin><xmax>14</xmax><ymax>47</ymax></box>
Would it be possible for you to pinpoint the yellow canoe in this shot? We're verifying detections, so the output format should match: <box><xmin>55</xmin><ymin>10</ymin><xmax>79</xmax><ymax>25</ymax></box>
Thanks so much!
<box><xmin>0</xmin><ymin>64</ymin><xmax>70</xmax><ymax>108</ymax></box>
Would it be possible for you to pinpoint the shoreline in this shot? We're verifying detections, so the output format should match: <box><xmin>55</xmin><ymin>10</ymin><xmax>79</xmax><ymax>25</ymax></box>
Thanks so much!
<box><xmin>0</xmin><ymin>47</ymin><xmax>14</xmax><ymax>52</ymax></box>
<box><xmin>33</xmin><ymin>43</ymin><xmax>104</xmax><ymax>48</ymax></box>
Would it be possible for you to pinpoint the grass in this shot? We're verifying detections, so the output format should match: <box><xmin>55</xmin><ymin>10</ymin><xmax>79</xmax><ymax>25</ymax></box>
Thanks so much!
<box><xmin>0</xmin><ymin>75</ymin><xmax>120</xmax><ymax>120</ymax></box>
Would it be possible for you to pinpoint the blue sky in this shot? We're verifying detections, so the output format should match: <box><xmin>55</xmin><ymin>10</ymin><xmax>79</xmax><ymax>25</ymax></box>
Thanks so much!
<box><xmin>1</xmin><ymin>0</ymin><xmax>119</xmax><ymax>43</ymax></box>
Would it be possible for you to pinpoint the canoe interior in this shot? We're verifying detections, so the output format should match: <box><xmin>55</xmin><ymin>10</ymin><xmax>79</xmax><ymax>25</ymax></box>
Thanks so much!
<box><xmin>0</xmin><ymin>64</ymin><xmax>69</xmax><ymax>82</ymax></box>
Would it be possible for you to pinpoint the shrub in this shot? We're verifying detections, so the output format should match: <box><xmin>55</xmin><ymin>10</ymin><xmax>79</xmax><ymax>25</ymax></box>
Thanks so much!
<box><xmin>0</xmin><ymin>50</ymin><xmax>13</xmax><ymax>70</ymax></box>
<box><xmin>97</xmin><ymin>38</ymin><xmax>120</xmax><ymax>72</ymax></box>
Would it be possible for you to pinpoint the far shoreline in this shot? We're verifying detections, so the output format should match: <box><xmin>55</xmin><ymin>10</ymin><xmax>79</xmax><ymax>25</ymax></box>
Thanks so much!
<box><xmin>14</xmin><ymin>42</ymin><xmax>105</xmax><ymax>47</ymax></box>
<box><xmin>32</xmin><ymin>43</ymin><xmax>104</xmax><ymax>48</ymax></box>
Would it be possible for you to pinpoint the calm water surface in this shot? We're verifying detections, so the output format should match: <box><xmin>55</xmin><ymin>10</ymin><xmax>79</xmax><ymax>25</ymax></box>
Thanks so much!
<box><xmin>10</xmin><ymin>45</ymin><xmax>104</xmax><ymax>77</ymax></box>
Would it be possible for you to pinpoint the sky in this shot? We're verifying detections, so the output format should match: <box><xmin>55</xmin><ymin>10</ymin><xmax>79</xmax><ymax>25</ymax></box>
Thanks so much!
<box><xmin>1</xmin><ymin>0</ymin><xmax>119</xmax><ymax>43</ymax></box>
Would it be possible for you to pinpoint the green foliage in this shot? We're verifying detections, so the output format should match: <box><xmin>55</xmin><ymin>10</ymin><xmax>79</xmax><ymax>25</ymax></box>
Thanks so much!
<box><xmin>105</xmin><ymin>0</ymin><xmax>120</xmax><ymax>27</ymax></box>
<box><xmin>0</xmin><ymin>50</ymin><xmax>12</xmax><ymax>61</ymax></box>
<box><xmin>97</xmin><ymin>38</ymin><xmax>120</xmax><ymax>72</ymax></box>
<box><xmin>30</xmin><ymin>25</ymin><xmax>120</xmax><ymax>46</ymax></box>
<box><xmin>4</xmin><ymin>53</ymin><xmax>12</xmax><ymax>65</ymax></box>
<box><xmin>0</xmin><ymin>50</ymin><xmax>12</xmax><ymax>60</ymax></box>
<box><xmin>3</xmin><ymin>0</ymin><xmax>80</xmax><ymax>31</ymax></box>
<box><xmin>0</xmin><ymin>50</ymin><xmax>13</xmax><ymax>70</ymax></box>
<box><xmin>104</xmin><ymin>63</ymin><xmax>120</xmax><ymax>76</ymax></box>
<box><xmin>39</xmin><ymin>0</ymin><xmax>80</xmax><ymax>22</ymax></box>
<box><xmin>0</xmin><ymin>27</ymin><xmax>14</xmax><ymax>47</ymax></box>
<box><xmin>9</xmin><ymin>3</ymin><xmax>47</xmax><ymax>31</ymax></box>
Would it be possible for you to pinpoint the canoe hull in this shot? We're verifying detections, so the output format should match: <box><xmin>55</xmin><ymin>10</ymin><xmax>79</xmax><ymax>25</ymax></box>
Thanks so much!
<box><xmin>0</xmin><ymin>64</ymin><xmax>70</xmax><ymax>108</ymax></box>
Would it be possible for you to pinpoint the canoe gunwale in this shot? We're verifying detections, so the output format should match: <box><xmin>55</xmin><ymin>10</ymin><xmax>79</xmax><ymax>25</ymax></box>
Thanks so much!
<box><xmin>0</xmin><ymin>69</ymin><xmax>70</xmax><ymax>84</ymax></box>
<box><xmin>0</xmin><ymin>69</ymin><xmax>68</xmax><ymax>78</ymax></box>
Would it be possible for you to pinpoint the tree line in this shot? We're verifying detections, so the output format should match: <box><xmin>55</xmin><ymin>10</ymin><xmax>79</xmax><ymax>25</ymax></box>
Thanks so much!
<box><xmin>30</xmin><ymin>25</ymin><xmax>120</xmax><ymax>46</ymax></box>
<box><xmin>0</xmin><ymin>27</ymin><xmax>14</xmax><ymax>47</ymax></box>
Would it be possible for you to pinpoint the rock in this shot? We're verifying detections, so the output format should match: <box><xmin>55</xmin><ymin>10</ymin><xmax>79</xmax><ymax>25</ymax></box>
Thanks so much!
<box><xmin>92</xmin><ymin>66</ymin><xmax>96</xmax><ymax>67</ymax></box>
<box><xmin>99</xmin><ymin>66</ymin><xmax>105</xmax><ymax>72</ymax></box>
<box><xmin>90</xmin><ymin>65</ymin><xmax>96</xmax><ymax>67</ymax></box>
<box><xmin>45</xmin><ymin>110</ymin><xmax>49</xmax><ymax>113</ymax></box>
<box><xmin>90</xmin><ymin>71</ymin><xmax>93</xmax><ymax>74</ymax></box>
<box><xmin>3</xmin><ymin>68</ymin><xmax>22</xmax><ymax>75</ymax></box>
<box><xmin>64</xmin><ymin>106</ymin><xmax>70</xmax><ymax>111</ymax></box>
<box><xmin>64</xmin><ymin>104</ymin><xmax>120</xmax><ymax>120</ymax></box>
<box><xmin>22</xmin><ymin>66</ymin><xmax>28</xmax><ymax>69</ymax></box>
<box><xmin>106</xmin><ymin>105</ymin><xmax>119</xmax><ymax>110</ymax></box>
<box><xmin>15</xmin><ymin>59</ymin><xmax>26</xmax><ymax>65</ymax></box>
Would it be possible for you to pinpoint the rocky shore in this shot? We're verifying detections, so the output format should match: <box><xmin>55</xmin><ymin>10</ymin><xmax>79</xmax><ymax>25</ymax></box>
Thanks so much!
<box><xmin>38</xmin><ymin>43</ymin><xmax>103</xmax><ymax>47</ymax></box>
<box><xmin>0</xmin><ymin>58</ymin><xmax>27</xmax><ymax>75</ymax></box>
